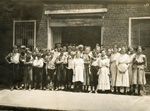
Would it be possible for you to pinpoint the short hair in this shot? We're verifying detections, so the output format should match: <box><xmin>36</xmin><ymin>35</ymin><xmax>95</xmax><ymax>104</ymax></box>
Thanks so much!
<box><xmin>100</xmin><ymin>49</ymin><xmax>106</xmax><ymax>53</ymax></box>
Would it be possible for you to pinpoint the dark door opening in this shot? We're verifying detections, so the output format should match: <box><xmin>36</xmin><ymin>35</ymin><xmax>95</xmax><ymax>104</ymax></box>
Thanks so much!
<box><xmin>61</xmin><ymin>26</ymin><xmax>101</xmax><ymax>49</ymax></box>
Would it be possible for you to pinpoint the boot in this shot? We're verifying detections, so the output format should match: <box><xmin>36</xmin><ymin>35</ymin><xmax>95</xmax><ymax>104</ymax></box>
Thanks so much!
<box><xmin>138</xmin><ymin>85</ymin><xmax>142</xmax><ymax>96</ymax></box>
<box><xmin>114</xmin><ymin>86</ymin><xmax>117</xmax><ymax>94</ymax></box>
<box><xmin>124</xmin><ymin>87</ymin><xmax>127</xmax><ymax>95</ymax></box>
<box><xmin>40</xmin><ymin>83</ymin><xmax>42</xmax><ymax>90</ymax></box>
<box><xmin>117</xmin><ymin>87</ymin><xmax>121</xmax><ymax>94</ymax></box>
<box><xmin>132</xmin><ymin>85</ymin><xmax>136</xmax><ymax>95</ymax></box>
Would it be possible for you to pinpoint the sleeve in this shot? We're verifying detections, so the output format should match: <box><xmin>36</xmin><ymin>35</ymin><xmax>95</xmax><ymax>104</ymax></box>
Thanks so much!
<box><xmin>143</xmin><ymin>55</ymin><xmax>147</xmax><ymax>68</ymax></box>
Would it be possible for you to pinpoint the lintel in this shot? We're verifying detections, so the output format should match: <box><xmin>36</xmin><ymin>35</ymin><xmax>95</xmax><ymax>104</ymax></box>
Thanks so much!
<box><xmin>45</xmin><ymin>8</ymin><xmax>107</xmax><ymax>14</ymax></box>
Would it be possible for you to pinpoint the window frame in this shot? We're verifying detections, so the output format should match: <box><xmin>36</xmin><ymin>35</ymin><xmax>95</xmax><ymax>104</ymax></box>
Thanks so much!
<box><xmin>13</xmin><ymin>20</ymin><xmax>36</xmax><ymax>48</ymax></box>
<box><xmin>129</xmin><ymin>17</ymin><xmax>150</xmax><ymax>46</ymax></box>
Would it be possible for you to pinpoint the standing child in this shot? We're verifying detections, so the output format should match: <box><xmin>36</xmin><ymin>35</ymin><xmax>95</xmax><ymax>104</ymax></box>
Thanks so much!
<box><xmin>110</xmin><ymin>45</ymin><xmax>120</xmax><ymax>93</ymax></box>
<box><xmin>33</xmin><ymin>53</ymin><xmax>44</xmax><ymax>90</ymax></box>
<box><xmin>83</xmin><ymin>47</ymin><xmax>91</xmax><ymax>92</ymax></box>
<box><xmin>89</xmin><ymin>49</ymin><xmax>99</xmax><ymax>93</ymax></box>
<box><xmin>55</xmin><ymin>51</ymin><xmax>64</xmax><ymax>90</ymax></box>
<box><xmin>128</xmin><ymin>47</ymin><xmax>136</xmax><ymax>94</ymax></box>
<box><xmin>66</xmin><ymin>48</ymin><xmax>74</xmax><ymax>91</ymax></box>
<box><xmin>116</xmin><ymin>47</ymin><xmax>130</xmax><ymax>95</ymax></box>
<box><xmin>72</xmin><ymin>51</ymin><xmax>84</xmax><ymax>92</ymax></box>
<box><xmin>24</xmin><ymin>50</ymin><xmax>33</xmax><ymax>90</ymax></box>
<box><xmin>132</xmin><ymin>46</ymin><xmax>147</xmax><ymax>96</ymax></box>
<box><xmin>5</xmin><ymin>47</ymin><xmax>20</xmax><ymax>90</ymax></box>
<box><xmin>46</xmin><ymin>50</ymin><xmax>56</xmax><ymax>90</ymax></box>
<box><xmin>97</xmin><ymin>49</ymin><xmax>110</xmax><ymax>93</ymax></box>
<box><xmin>19</xmin><ymin>45</ymin><xmax>26</xmax><ymax>89</ymax></box>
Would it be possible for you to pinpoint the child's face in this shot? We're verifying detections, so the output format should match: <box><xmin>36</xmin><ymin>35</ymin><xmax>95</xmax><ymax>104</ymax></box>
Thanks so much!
<box><xmin>121</xmin><ymin>47</ymin><xmax>126</xmax><ymax>54</ymax></box>
<box><xmin>101</xmin><ymin>51</ymin><xmax>106</xmax><ymax>56</ymax></box>
<box><xmin>137</xmin><ymin>47</ymin><xmax>142</xmax><ymax>53</ymax></box>
<box><xmin>76</xmin><ymin>53</ymin><xmax>80</xmax><ymax>58</ymax></box>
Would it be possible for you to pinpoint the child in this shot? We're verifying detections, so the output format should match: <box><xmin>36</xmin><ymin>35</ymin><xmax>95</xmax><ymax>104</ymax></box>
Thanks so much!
<box><xmin>72</xmin><ymin>51</ymin><xmax>84</xmax><ymax>92</ymax></box>
<box><xmin>66</xmin><ymin>49</ymin><xmax>74</xmax><ymax>91</ymax></box>
<box><xmin>97</xmin><ymin>49</ymin><xmax>110</xmax><ymax>93</ymax></box>
<box><xmin>33</xmin><ymin>53</ymin><xmax>44</xmax><ymax>90</ymax></box>
<box><xmin>46</xmin><ymin>50</ymin><xmax>56</xmax><ymax>90</ymax></box>
<box><xmin>83</xmin><ymin>47</ymin><xmax>91</xmax><ymax>92</ymax></box>
<box><xmin>132</xmin><ymin>46</ymin><xmax>147</xmax><ymax>96</ymax></box>
<box><xmin>24</xmin><ymin>50</ymin><xmax>33</xmax><ymax>90</ymax></box>
<box><xmin>5</xmin><ymin>47</ymin><xmax>20</xmax><ymax>90</ymax></box>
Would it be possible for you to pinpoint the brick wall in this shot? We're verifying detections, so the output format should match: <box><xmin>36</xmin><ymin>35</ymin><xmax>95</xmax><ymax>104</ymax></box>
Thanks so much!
<box><xmin>103</xmin><ymin>4</ymin><xmax>150</xmax><ymax>48</ymax></box>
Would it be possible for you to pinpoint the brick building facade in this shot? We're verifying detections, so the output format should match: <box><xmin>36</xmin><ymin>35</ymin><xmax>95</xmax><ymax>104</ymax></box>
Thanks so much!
<box><xmin>1</xmin><ymin>0</ymin><xmax>150</xmax><ymax>85</ymax></box>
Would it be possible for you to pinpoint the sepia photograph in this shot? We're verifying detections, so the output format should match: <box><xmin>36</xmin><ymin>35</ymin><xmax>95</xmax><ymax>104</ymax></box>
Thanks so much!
<box><xmin>0</xmin><ymin>0</ymin><xmax>150</xmax><ymax>111</ymax></box>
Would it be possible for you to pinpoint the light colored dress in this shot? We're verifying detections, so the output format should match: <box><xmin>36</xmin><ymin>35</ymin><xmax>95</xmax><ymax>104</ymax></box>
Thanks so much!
<box><xmin>97</xmin><ymin>56</ymin><xmax>110</xmax><ymax>91</ymax></box>
<box><xmin>128</xmin><ymin>53</ymin><xmax>136</xmax><ymax>85</ymax></box>
<box><xmin>72</xmin><ymin>58</ymin><xmax>84</xmax><ymax>83</ymax></box>
<box><xmin>132</xmin><ymin>54</ymin><xmax>146</xmax><ymax>85</ymax></box>
<box><xmin>110</xmin><ymin>52</ymin><xmax>120</xmax><ymax>86</ymax></box>
<box><xmin>116</xmin><ymin>54</ymin><xmax>129</xmax><ymax>87</ymax></box>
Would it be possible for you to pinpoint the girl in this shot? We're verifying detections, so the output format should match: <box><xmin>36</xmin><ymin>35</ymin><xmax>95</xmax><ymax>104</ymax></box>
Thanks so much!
<box><xmin>128</xmin><ymin>47</ymin><xmax>136</xmax><ymax>94</ymax></box>
<box><xmin>72</xmin><ymin>51</ymin><xmax>84</xmax><ymax>92</ymax></box>
<box><xmin>97</xmin><ymin>49</ymin><xmax>110</xmax><ymax>93</ymax></box>
<box><xmin>116</xmin><ymin>47</ymin><xmax>130</xmax><ymax>95</ymax></box>
<box><xmin>132</xmin><ymin>46</ymin><xmax>147</xmax><ymax>96</ymax></box>
<box><xmin>110</xmin><ymin>45</ymin><xmax>120</xmax><ymax>93</ymax></box>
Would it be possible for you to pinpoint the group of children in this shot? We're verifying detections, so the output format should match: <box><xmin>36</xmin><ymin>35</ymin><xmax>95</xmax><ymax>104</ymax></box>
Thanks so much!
<box><xmin>5</xmin><ymin>43</ymin><xmax>147</xmax><ymax>96</ymax></box>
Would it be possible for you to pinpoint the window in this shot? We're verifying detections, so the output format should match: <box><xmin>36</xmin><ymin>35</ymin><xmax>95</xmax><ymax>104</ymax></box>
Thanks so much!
<box><xmin>13</xmin><ymin>20</ymin><xmax>36</xmax><ymax>50</ymax></box>
<box><xmin>131</xmin><ymin>19</ymin><xmax>150</xmax><ymax>46</ymax></box>
<box><xmin>129</xmin><ymin>17</ymin><xmax>150</xmax><ymax>71</ymax></box>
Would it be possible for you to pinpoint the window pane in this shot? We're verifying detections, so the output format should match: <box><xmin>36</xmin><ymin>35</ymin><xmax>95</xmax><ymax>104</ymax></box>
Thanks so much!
<box><xmin>14</xmin><ymin>21</ymin><xmax>35</xmax><ymax>50</ymax></box>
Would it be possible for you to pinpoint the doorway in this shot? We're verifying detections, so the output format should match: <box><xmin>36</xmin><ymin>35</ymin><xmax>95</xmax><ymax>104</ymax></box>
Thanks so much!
<box><xmin>51</xmin><ymin>26</ymin><xmax>101</xmax><ymax>49</ymax></box>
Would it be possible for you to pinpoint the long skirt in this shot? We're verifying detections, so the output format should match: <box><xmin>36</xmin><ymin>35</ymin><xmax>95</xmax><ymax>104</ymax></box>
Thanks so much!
<box><xmin>97</xmin><ymin>67</ymin><xmax>110</xmax><ymax>91</ymax></box>
<box><xmin>83</xmin><ymin>64</ymin><xmax>90</xmax><ymax>85</ymax></box>
<box><xmin>72</xmin><ymin>66</ymin><xmax>84</xmax><ymax>83</ymax></box>
<box><xmin>110</xmin><ymin>62</ymin><xmax>117</xmax><ymax>86</ymax></box>
<box><xmin>132</xmin><ymin>68</ymin><xmax>146</xmax><ymax>85</ymax></box>
<box><xmin>116</xmin><ymin>70</ymin><xmax>129</xmax><ymax>87</ymax></box>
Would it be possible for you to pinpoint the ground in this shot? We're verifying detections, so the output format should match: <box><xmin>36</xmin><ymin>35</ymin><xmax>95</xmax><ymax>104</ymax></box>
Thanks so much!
<box><xmin>0</xmin><ymin>89</ymin><xmax>150</xmax><ymax>111</ymax></box>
